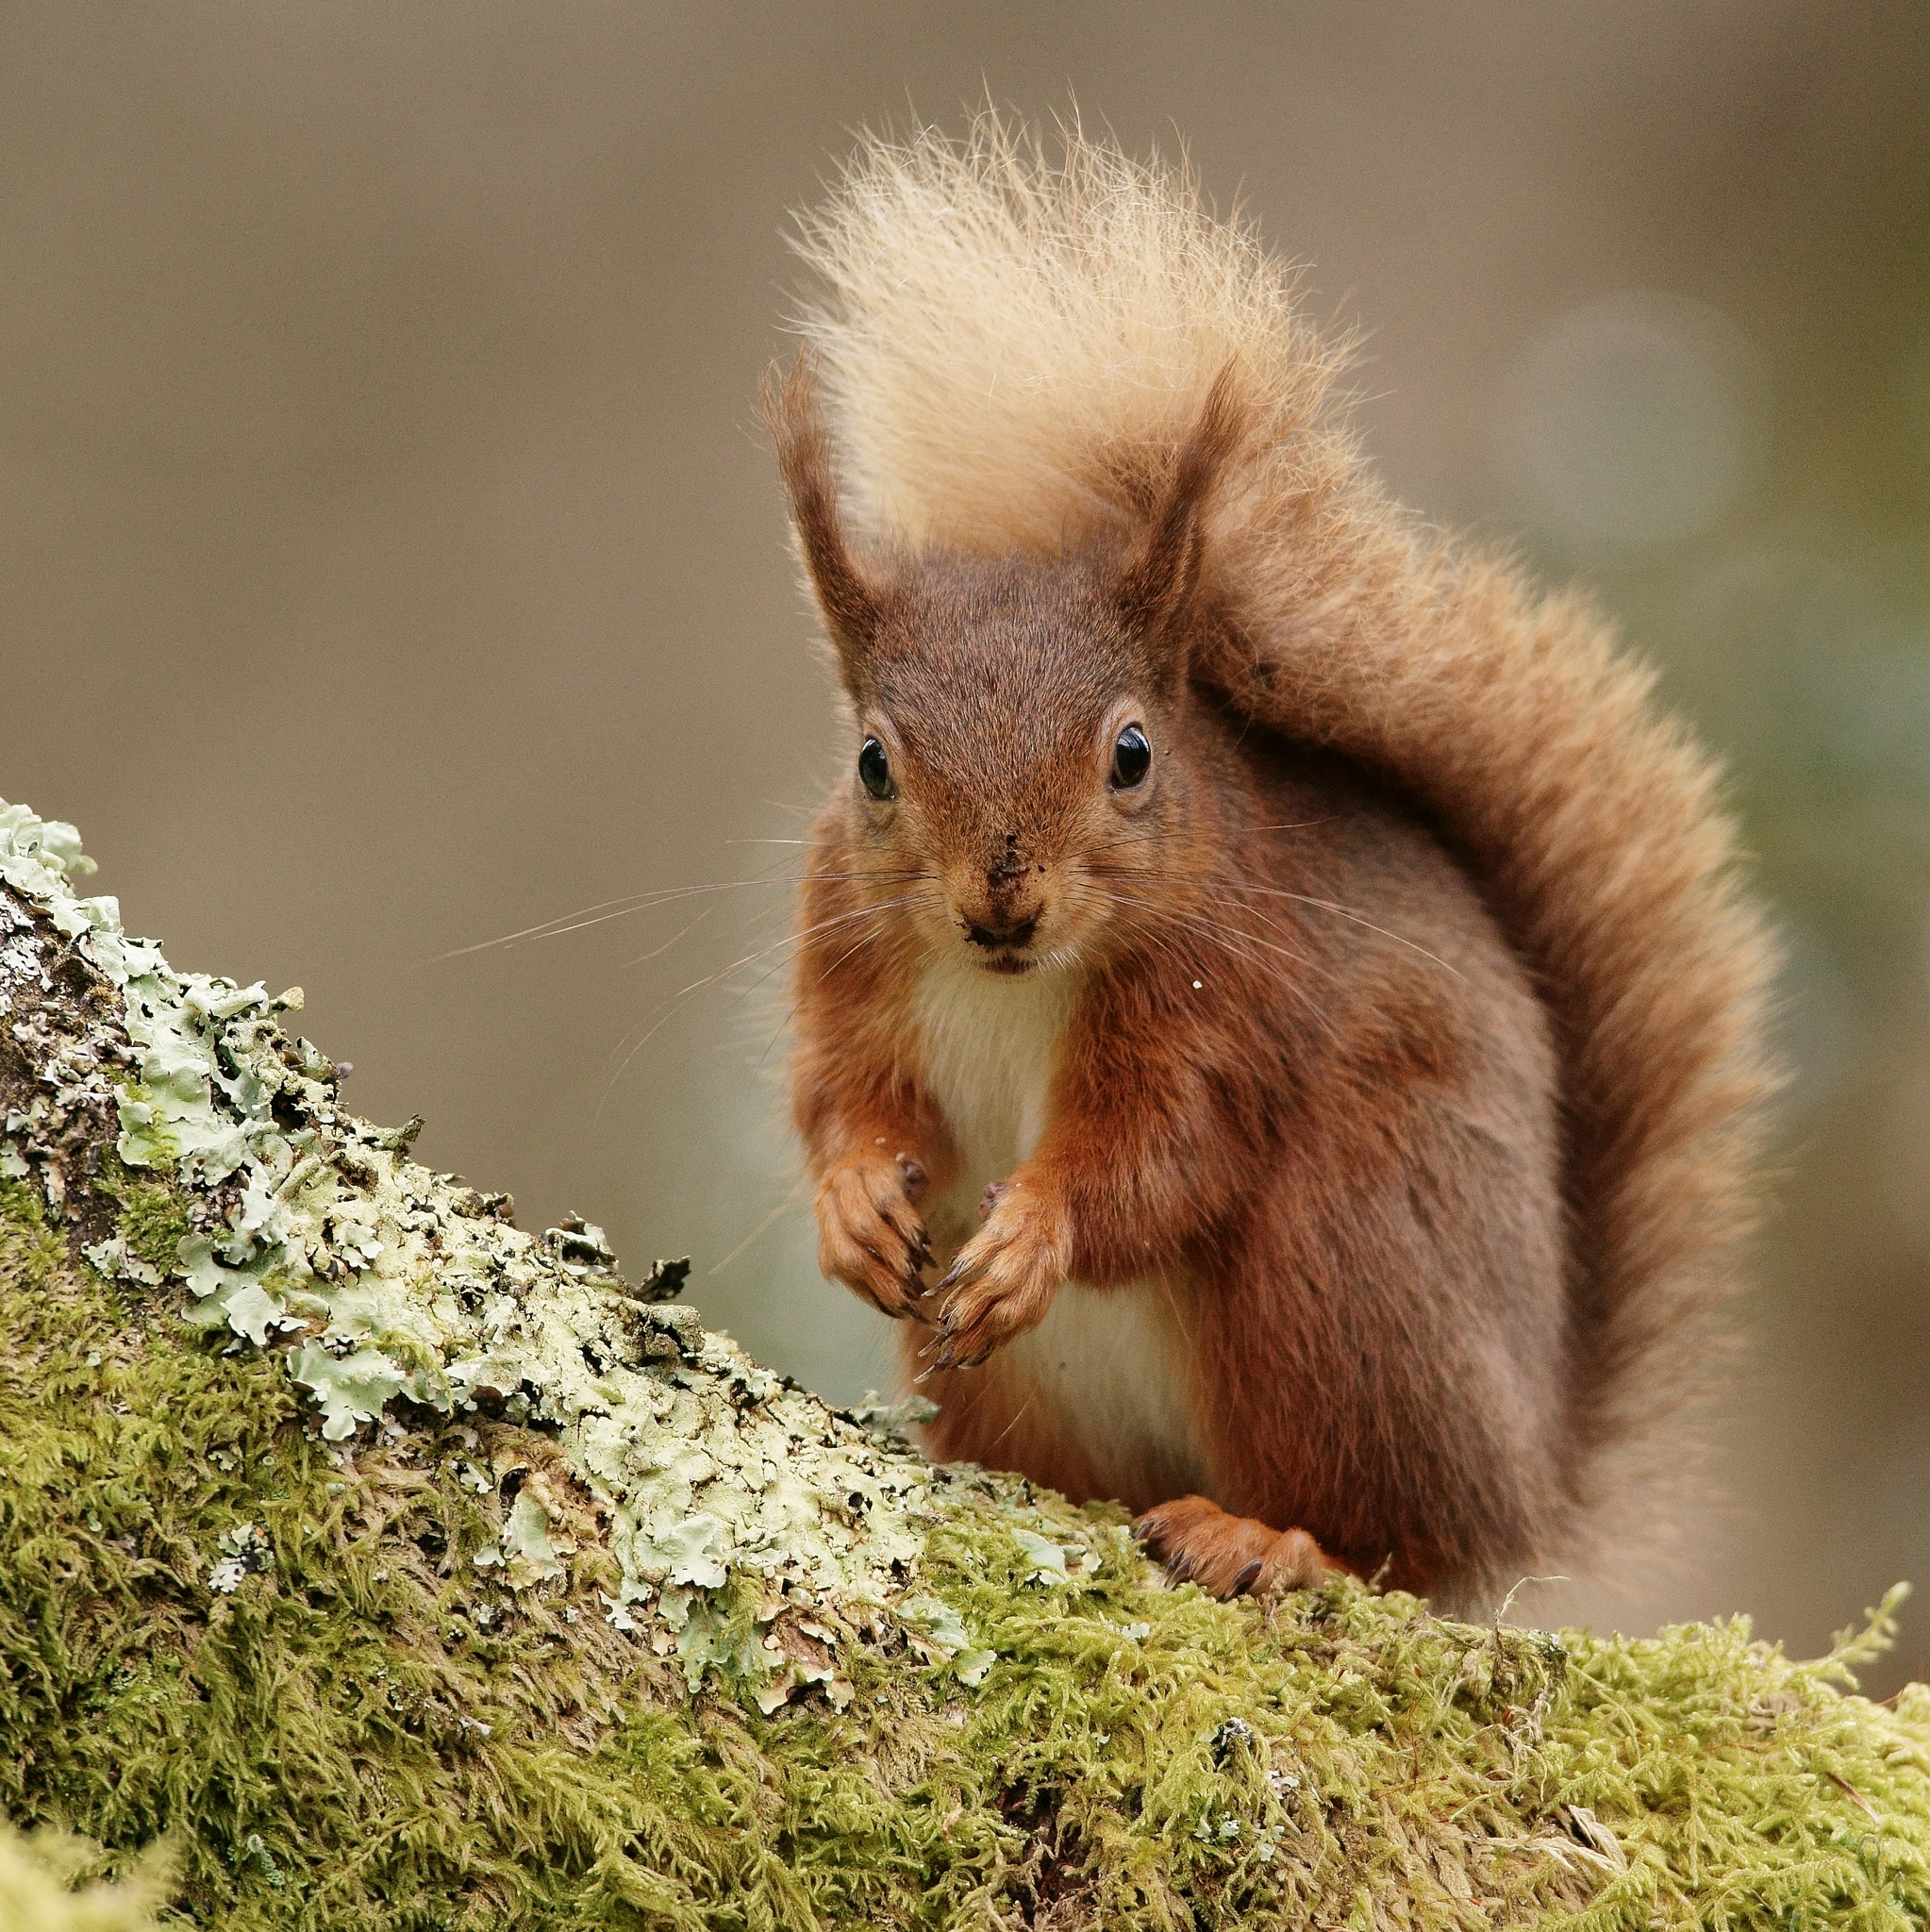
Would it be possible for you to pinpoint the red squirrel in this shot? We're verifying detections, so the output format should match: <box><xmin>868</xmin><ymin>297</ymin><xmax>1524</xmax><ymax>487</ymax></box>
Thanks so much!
<box><xmin>767</xmin><ymin>120</ymin><xmax>1776</xmax><ymax>1608</ymax></box>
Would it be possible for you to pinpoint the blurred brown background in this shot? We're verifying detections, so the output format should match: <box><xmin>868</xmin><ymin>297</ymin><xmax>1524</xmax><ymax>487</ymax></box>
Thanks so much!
<box><xmin>4</xmin><ymin>4</ymin><xmax>1926</xmax><ymax>1686</ymax></box>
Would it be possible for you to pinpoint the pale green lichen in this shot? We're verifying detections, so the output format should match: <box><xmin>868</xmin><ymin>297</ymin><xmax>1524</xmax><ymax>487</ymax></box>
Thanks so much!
<box><xmin>0</xmin><ymin>802</ymin><xmax>97</xmax><ymax>900</ymax></box>
<box><xmin>0</xmin><ymin>796</ymin><xmax>955</xmax><ymax>1679</ymax></box>
<box><xmin>476</xmin><ymin>1487</ymin><xmax>569</xmax><ymax>1588</ymax></box>
<box><xmin>897</xmin><ymin>1594</ymin><xmax>998</xmax><ymax>1685</ymax></box>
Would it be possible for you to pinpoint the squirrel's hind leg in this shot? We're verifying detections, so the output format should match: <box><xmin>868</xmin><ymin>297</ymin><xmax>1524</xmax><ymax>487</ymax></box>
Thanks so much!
<box><xmin>1133</xmin><ymin>1495</ymin><xmax>1345</xmax><ymax>1598</ymax></box>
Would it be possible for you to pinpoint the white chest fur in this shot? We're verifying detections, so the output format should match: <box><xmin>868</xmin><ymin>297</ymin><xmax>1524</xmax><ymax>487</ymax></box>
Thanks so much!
<box><xmin>910</xmin><ymin>958</ymin><xmax>1074</xmax><ymax>1242</ymax></box>
<box><xmin>909</xmin><ymin>958</ymin><xmax>1205</xmax><ymax>1504</ymax></box>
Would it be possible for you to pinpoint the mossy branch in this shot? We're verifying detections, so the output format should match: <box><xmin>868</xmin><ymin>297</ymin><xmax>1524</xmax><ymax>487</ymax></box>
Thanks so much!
<box><xmin>1</xmin><ymin>797</ymin><xmax>1926</xmax><ymax>1931</ymax></box>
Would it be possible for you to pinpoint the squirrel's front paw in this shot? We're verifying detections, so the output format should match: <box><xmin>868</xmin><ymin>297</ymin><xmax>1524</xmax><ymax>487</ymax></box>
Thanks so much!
<box><xmin>815</xmin><ymin>1153</ymin><xmax>933</xmax><ymax>1321</ymax></box>
<box><xmin>925</xmin><ymin>1175</ymin><xmax>1070</xmax><ymax>1368</ymax></box>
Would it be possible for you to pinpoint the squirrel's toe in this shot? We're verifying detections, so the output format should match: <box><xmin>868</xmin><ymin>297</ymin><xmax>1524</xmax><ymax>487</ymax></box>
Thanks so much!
<box><xmin>1134</xmin><ymin>1496</ymin><xmax>1339</xmax><ymax>1599</ymax></box>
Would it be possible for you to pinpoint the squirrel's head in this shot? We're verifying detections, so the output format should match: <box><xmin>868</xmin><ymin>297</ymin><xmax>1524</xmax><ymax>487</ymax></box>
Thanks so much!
<box><xmin>768</xmin><ymin>357</ymin><xmax>1243</xmax><ymax>978</ymax></box>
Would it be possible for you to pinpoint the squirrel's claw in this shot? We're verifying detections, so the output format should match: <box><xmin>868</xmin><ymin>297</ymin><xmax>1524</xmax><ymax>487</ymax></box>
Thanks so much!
<box><xmin>814</xmin><ymin>1153</ymin><xmax>935</xmax><ymax>1323</ymax></box>
<box><xmin>924</xmin><ymin>1173</ymin><xmax>1070</xmax><ymax>1369</ymax></box>
<box><xmin>1133</xmin><ymin>1495</ymin><xmax>1342</xmax><ymax>1600</ymax></box>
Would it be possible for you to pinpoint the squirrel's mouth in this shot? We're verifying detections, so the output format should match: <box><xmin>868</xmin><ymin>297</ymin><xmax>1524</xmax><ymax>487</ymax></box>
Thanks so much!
<box><xmin>959</xmin><ymin>908</ymin><xmax>1042</xmax><ymax>974</ymax></box>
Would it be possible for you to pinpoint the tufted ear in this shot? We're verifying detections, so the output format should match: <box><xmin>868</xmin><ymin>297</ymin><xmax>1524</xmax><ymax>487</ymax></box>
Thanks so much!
<box><xmin>1116</xmin><ymin>363</ymin><xmax>1246</xmax><ymax>684</ymax></box>
<box><xmin>763</xmin><ymin>353</ymin><xmax>886</xmax><ymax>675</ymax></box>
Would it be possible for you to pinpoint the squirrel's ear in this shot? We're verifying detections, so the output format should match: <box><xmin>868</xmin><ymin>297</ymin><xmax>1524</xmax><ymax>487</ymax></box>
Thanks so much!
<box><xmin>1117</xmin><ymin>364</ymin><xmax>1246</xmax><ymax>679</ymax></box>
<box><xmin>763</xmin><ymin>353</ymin><xmax>885</xmax><ymax>669</ymax></box>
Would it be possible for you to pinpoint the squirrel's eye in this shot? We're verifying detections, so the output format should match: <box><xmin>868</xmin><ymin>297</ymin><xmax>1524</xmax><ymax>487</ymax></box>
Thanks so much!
<box><xmin>1110</xmin><ymin>724</ymin><xmax>1152</xmax><ymax>790</ymax></box>
<box><xmin>857</xmin><ymin>737</ymin><xmax>894</xmax><ymax>801</ymax></box>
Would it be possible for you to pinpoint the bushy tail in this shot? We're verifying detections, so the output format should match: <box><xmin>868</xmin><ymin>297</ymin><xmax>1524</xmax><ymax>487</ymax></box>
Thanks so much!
<box><xmin>789</xmin><ymin>113</ymin><xmax>1780</xmax><ymax>1531</ymax></box>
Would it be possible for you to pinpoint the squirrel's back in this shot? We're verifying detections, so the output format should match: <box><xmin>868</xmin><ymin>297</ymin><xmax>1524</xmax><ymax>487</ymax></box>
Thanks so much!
<box><xmin>789</xmin><ymin>113</ymin><xmax>1779</xmax><ymax>1545</ymax></box>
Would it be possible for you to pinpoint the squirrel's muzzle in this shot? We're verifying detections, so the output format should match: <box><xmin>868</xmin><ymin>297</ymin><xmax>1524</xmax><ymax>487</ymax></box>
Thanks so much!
<box><xmin>964</xmin><ymin>910</ymin><xmax>1038</xmax><ymax>952</ymax></box>
<box><xmin>948</xmin><ymin>840</ymin><xmax>1050</xmax><ymax>964</ymax></box>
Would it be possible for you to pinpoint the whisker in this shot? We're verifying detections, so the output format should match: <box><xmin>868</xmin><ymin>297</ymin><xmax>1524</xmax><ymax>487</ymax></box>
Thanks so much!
<box><xmin>1097</xmin><ymin>883</ymin><xmax>1313</xmax><ymax>968</ymax></box>
<box><xmin>1090</xmin><ymin>841</ymin><xmax>1464</xmax><ymax>983</ymax></box>
<box><xmin>727</xmin><ymin>910</ymin><xmax>918</xmax><ymax>1082</ymax></box>
<box><xmin>1200</xmin><ymin>877</ymin><xmax>1467</xmax><ymax>980</ymax></box>
<box><xmin>1097</xmin><ymin>892</ymin><xmax>1343</xmax><ymax>1045</ymax></box>
<box><xmin>440</xmin><ymin>863</ymin><xmax>938</xmax><ymax>961</ymax></box>
<box><xmin>439</xmin><ymin>880</ymin><xmax>789</xmax><ymax>960</ymax></box>
<box><xmin>437</xmin><ymin>890</ymin><xmax>702</xmax><ymax>959</ymax></box>
<box><xmin>707</xmin><ymin>1180</ymin><xmax>810</xmax><ymax>1276</ymax></box>
<box><xmin>987</xmin><ymin>1390</ymin><xmax>1040</xmax><ymax>1454</ymax></box>
<box><xmin>734</xmin><ymin>891</ymin><xmax>935</xmax><ymax>1013</ymax></box>
<box><xmin>619</xmin><ymin>904</ymin><xmax>718</xmax><ymax>969</ymax></box>
<box><xmin>677</xmin><ymin>893</ymin><xmax>926</xmax><ymax>1003</ymax></box>
<box><xmin>751</xmin><ymin>892</ymin><xmax>952</xmax><ymax>1072</ymax></box>
<box><xmin>599</xmin><ymin>892</ymin><xmax>930</xmax><ymax>1094</ymax></box>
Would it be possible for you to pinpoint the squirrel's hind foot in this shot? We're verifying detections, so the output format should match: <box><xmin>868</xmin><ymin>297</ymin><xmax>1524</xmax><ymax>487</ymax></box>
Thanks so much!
<box><xmin>1134</xmin><ymin>1495</ymin><xmax>1341</xmax><ymax>1599</ymax></box>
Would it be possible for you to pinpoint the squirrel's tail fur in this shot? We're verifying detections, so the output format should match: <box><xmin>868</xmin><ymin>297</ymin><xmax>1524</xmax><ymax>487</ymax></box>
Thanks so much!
<box><xmin>790</xmin><ymin>114</ymin><xmax>1779</xmax><ymax>1544</ymax></box>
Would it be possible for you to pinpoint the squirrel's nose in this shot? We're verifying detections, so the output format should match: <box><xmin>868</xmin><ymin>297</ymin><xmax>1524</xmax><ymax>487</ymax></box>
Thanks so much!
<box><xmin>965</xmin><ymin>911</ymin><xmax>1038</xmax><ymax>951</ymax></box>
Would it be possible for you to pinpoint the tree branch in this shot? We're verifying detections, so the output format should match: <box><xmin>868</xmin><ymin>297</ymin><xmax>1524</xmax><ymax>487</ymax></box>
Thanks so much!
<box><xmin>1</xmin><ymin>796</ymin><xmax>1926</xmax><ymax>1930</ymax></box>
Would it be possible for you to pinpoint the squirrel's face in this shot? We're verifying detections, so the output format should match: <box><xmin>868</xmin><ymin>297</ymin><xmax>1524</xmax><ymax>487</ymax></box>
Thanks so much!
<box><xmin>768</xmin><ymin>352</ymin><xmax>1245</xmax><ymax>979</ymax></box>
<box><xmin>840</xmin><ymin>556</ymin><xmax>1194</xmax><ymax>978</ymax></box>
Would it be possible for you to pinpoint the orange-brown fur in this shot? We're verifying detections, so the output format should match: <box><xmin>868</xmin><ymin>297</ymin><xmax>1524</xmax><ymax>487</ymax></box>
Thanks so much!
<box><xmin>770</xmin><ymin>119</ymin><xmax>1778</xmax><ymax>1607</ymax></box>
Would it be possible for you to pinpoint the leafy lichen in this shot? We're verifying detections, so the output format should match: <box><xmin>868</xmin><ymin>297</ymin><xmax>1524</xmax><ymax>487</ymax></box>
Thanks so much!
<box><xmin>0</xmin><ymin>798</ymin><xmax>945</xmax><ymax>1641</ymax></box>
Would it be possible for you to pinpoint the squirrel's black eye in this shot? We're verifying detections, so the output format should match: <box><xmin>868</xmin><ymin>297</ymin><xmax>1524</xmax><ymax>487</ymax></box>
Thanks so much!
<box><xmin>857</xmin><ymin>737</ymin><xmax>894</xmax><ymax>801</ymax></box>
<box><xmin>1110</xmin><ymin>724</ymin><xmax>1152</xmax><ymax>790</ymax></box>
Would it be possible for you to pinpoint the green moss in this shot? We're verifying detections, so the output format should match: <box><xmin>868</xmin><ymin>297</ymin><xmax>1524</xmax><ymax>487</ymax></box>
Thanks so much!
<box><xmin>93</xmin><ymin>1157</ymin><xmax>193</xmax><ymax>1281</ymax></box>
<box><xmin>8</xmin><ymin>1180</ymin><xmax>1930</xmax><ymax>1930</ymax></box>
<box><xmin>905</xmin><ymin>1510</ymin><xmax>1930</xmax><ymax>1927</ymax></box>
